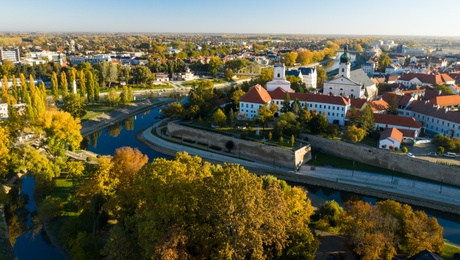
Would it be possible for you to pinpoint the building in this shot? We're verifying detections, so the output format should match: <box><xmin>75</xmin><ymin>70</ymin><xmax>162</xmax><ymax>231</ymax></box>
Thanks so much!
<box><xmin>396</xmin><ymin>72</ymin><xmax>455</xmax><ymax>88</ymax></box>
<box><xmin>298</xmin><ymin>67</ymin><xmax>317</xmax><ymax>89</ymax></box>
<box><xmin>171</xmin><ymin>67</ymin><xmax>198</xmax><ymax>81</ymax></box>
<box><xmin>238</xmin><ymin>84</ymin><xmax>272</xmax><ymax>119</ymax></box>
<box><xmin>373</xmin><ymin>114</ymin><xmax>423</xmax><ymax>133</ymax></box>
<box><xmin>379</xmin><ymin>128</ymin><xmax>403</xmax><ymax>150</ymax></box>
<box><xmin>154</xmin><ymin>73</ymin><xmax>169</xmax><ymax>83</ymax></box>
<box><xmin>0</xmin><ymin>48</ymin><xmax>20</xmax><ymax>63</ymax></box>
<box><xmin>70</xmin><ymin>54</ymin><xmax>111</xmax><ymax>65</ymax></box>
<box><xmin>323</xmin><ymin>45</ymin><xmax>378</xmax><ymax>100</ymax></box>
<box><xmin>266</xmin><ymin>64</ymin><xmax>292</xmax><ymax>92</ymax></box>
<box><xmin>361</xmin><ymin>61</ymin><xmax>375</xmax><ymax>77</ymax></box>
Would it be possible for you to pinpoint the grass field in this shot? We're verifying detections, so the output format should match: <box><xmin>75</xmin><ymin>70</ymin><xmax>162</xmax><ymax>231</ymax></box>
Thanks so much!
<box><xmin>441</xmin><ymin>243</ymin><xmax>460</xmax><ymax>259</ymax></box>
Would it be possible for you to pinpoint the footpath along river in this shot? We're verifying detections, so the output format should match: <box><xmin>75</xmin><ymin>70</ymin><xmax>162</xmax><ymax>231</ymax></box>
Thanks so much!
<box><xmin>10</xmin><ymin>103</ymin><xmax>460</xmax><ymax>259</ymax></box>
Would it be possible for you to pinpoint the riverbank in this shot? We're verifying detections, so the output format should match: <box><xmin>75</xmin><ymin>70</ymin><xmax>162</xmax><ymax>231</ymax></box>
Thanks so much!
<box><xmin>80</xmin><ymin>98</ymin><xmax>174</xmax><ymax>137</ymax></box>
<box><xmin>138</xmin><ymin>122</ymin><xmax>460</xmax><ymax>215</ymax></box>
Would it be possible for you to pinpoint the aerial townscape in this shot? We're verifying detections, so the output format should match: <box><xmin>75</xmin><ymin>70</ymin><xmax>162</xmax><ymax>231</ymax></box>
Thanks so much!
<box><xmin>1</xmin><ymin>0</ymin><xmax>460</xmax><ymax>259</ymax></box>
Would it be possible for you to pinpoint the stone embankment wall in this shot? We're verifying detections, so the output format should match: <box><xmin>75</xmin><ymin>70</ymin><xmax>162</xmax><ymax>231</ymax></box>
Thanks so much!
<box><xmin>167</xmin><ymin>122</ymin><xmax>311</xmax><ymax>170</ymax></box>
<box><xmin>306</xmin><ymin>134</ymin><xmax>460</xmax><ymax>186</ymax></box>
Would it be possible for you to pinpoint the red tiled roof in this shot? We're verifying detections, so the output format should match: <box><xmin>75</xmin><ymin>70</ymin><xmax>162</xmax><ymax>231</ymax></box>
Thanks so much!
<box><xmin>381</xmin><ymin>92</ymin><xmax>413</xmax><ymax>108</ymax></box>
<box><xmin>374</xmin><ymin>114</ymin><xmax>422</xmax><ymax>128</ymax></box>
<box><xmin>349</xmin><ymin>98</ymin><xmax>367</xmax><ymax>109</ymax></box>
<box><xmin>398</xmin><ymin>129</ymin><xmax>417</xmax><ymax>138</ymax></box>
<box><xmin>408</xmin><ymin>100</ymin><xmax>460</xmax><ymax>124</ymax></box>
<box><xmin>380</xmin><ymin>128</ymin><xmax>403</xmax><ymax>143</ymax></box>
<box><xmin>240</xmin><ymin>84</ymin><xmax>271</xmax><ymax>104</ymax></box>
<box><xmin>368</xmin><ymin>100</ymin><xmax>389</xmax><ymax>112</ymax></box>
<box><xmin>398</xmin><ymin>72</ymin><xmax>453</xmax><ymax>85</ymax></box>
<box><xmin>268</xmin><ymin>88</ymin><xmax>349</xmax><ymax>106</ymax></box>
<box><xmin>429</xmin><ymin>95</ymin><xmax>460</xmax><ymax>107</ymax></box>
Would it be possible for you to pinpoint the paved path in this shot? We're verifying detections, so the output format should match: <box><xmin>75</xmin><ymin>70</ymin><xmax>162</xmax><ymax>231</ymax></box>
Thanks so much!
<box><xmin>140</xmin><ymin>121</ymin><xmax>460</xmax><ymax>211</ymax></box>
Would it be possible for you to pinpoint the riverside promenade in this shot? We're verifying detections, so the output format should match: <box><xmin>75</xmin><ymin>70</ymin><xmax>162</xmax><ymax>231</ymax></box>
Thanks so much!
<box><xmin>139</xmin><ymin>121</ymin><xmax>460</xmax><ymax>215</ymax></box>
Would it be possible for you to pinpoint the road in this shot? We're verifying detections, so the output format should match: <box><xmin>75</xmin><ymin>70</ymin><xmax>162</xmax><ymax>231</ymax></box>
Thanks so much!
<box><xmin>139</xmin><ymin>121</ymin><xmax>460</xmax><ymax>213</ymax></box>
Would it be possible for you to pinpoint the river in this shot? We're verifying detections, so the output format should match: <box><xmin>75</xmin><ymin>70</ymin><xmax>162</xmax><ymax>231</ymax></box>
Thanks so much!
<box><xmin>10</xmin><ymin>105</ymin><xmax>460</xmax><ymax>259</ymax></box>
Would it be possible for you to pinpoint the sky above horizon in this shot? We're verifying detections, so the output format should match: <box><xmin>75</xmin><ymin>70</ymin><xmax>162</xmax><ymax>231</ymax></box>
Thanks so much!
<box><xmin>3</xmin><ymin>0</ymin><xmax>460</xmax><ymax>37</ymax></box>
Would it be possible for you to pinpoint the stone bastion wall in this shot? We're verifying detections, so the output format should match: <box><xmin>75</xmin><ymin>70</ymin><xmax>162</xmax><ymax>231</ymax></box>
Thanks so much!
<box><xmin>167</xmin><ymin>122</ymin><xmax>311</xmax><ymax>170</ymax></box>
<box><xmin>306</xmin><ymin>134</ymin><xmax>460</xmax><ymax>186</ymax></box>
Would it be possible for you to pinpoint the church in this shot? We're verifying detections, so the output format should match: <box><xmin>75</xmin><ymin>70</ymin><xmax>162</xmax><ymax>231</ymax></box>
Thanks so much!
<box><xmin>323</xmin><ymin>45</ymin><xmax>378</xmax><ymax>100</ymax></box>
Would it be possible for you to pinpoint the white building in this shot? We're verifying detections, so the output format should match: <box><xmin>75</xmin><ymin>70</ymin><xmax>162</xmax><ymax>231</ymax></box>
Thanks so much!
<box><xmin>0</xmin><ymin>48</ymin><xmax>20</xmax><ymax>62</ymax></box>
<box><xmin>266</xmin><ymin>64</ymin><xmax>292</xmax><ymax>92</ymax></box>
<box><xmin>361</xmin><ymin>61</ymin><xmax>375</xmax><ymax>78</ymax></box>
<box><xmin>298</xmin><ymin>67</ymin><xmax>317</xmax><ymax>89</ymax></box>
<box><xmin>238</xmin><ymin>84</ymin><xmax>272</xmax><ymax>119</ymax></box>
<box><xmin>379</xmin><ymin>128</ymin><xmax>403</xmax><ymax>150</ymax></box>
<box><xmin>323</xmin><ymin>46</ymin><xmax>377</xmax><ymax>100</ymax></box>
<box><xmin>70</xmin><ymin>54</ymin><xmax>111</xmax><ymax>65</ymax></box>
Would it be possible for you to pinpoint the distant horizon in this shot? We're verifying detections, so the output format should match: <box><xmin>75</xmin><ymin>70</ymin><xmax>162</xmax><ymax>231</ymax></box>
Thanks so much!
<box><xmin>2</xmin><ymin>0</ymin><xmax>460</xmax><ymax>38</ymax></box>
<box><xmin>2</xmin><ymin>31</ymin><xmax>460</xmax><ymax>39</ymax></box>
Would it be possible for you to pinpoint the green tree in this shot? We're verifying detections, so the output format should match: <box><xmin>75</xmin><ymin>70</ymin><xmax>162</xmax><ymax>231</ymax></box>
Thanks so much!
<box><xmin>361</xmin><ymin>105</ymin><xmax>375</xmax><ymax>135</ymax></box>
<box><xmin>106</xmin><ymin>88</ymin><xmax>120</xmax><ymax>107</ymax></box>
<box><xmin>386</xmin><ymin>95</ymin><xmax>399</xmax><ymax>115</ymax></box>
<box><xmin>378</xmin><ymin>54</ymin><xmax>391</xmax><ymax>71</ymax></box>
<box><xmin>212</xmin><ymin>108</ymin><xmax>227</xmax><ymax>127</ymax></box>
<box><xmin>433</xmin><ymin>84</ymin><xmax>454</xmax><ymax>95</ymax></box>
<box><xmin>133</xmin><ymin>66</ymin><xmax>152</xmax><ymax>85</ymax></box>
<box><xmin>11</xmin><ymin>77</ymin><xmax>19</xmax><ymax>102</ymax></box>
<box><xmin>281</xmin><ymin>92</ymin><xmax>291</xmax><ymax>113</ymax></box>
<box><xmin>224</xmin><ymin>69</ymin><xmax>234</xmax><ymax>81</ymax></box>
<box><xmin>257</xmin><ymin>105</ymin><xmax>273</xmax><ymax>129</ymax></box>
<box><xmin>161</xmin><ymin>102</ymin><xmax>184</xmax><ymax>118</ymax></box>
<box><xmin>344</xmin><ymin>125</ymin><xmax>366</xmax><ymax>143</ymax></box>
<box><xmin>208</xmin><ymin>56</ymin><xmax>223</xmax><ymax>77</ymax></box>
<box><xmin>86</xmin><ymin>70</ymin><xmax>95</xmax><ymax>102</ymax></box>
<box><xmin>232</xmin><ymin>89</ymin><xmax>245</xmax><ymax>107</ymax></box>
<box><xmin>308</xmin><ymin>112</ymin><xmax>328</xmax><ymax>135</ymax></box>
<box><xmin>62</xmin><ymin>93</ymin><xmax>87</xmax><ymax>119</ymax></box>
<box><xmin>0</xmin><ymin>126</ymin><xmax>10</xmax><ymax>177</ymax></box>
<box><xmin>120</xmin><ymin>85</ymin><xmax>132</xmax><ymax>104</ymax></box>
<box><xmin>79</xmin><ymin>70</ymin><xmax>87</xmax><ymax>97</ymax></box>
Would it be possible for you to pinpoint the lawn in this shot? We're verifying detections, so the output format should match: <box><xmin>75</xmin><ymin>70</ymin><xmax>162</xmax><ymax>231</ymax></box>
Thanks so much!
<box><xmin>441</xmin><ymin>242</ymin><xmax>460</xmax><ymax>259</ymax></box>
<box><xmin>53</xmin><ymin>177</ymin><xmax>74</xmax><ymax>201</ymax></box>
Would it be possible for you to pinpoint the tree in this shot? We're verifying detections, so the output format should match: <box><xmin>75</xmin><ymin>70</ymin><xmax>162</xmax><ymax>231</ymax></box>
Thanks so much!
<box><xmin>62</xmin><ymin>93</ymin><xmax>87</xmax><ymax>119</ymax></box>
<box><xmin>344</xmin><ymin>125</ymin><xmax>366</xmax><ymax>143</ymax></box>
<box><xmin>296</xmin><ymin>49</ymin><xmax>314</xmax><ymax>65</ymax></box>
<box><xmin>79</xmin><ymin>70</ymin><xmax>86</xmax><ymax>97</ymax></box>
<box><xmin>378</xmin><ymin>54</ymin><xmax>391</xmax><ymax>71</ymax></box>
<box><xmin>42</xmin><ymin>110</ymin><xmax>83</xmax><ymax>154</ymax></box>
<box><xmin>224</xmin><ymin>69</ymin><xmax>234</xmax><ymax>81</ymax></box>
<box><xmin>433</xmin><ymin>84</ymin><xmax>454</xmax><ymax>95</ymax></box>
<box><xmin>340</xmin><ymin>200</ymin><xmax>443</xmax><ymax>259</ymax></box>
<box><xmin>281</xmin><ymin>92</ymin><xmax>291</xmax><ymax>113</ymax></box>
<box><xmin>106</xmin><ymin>88</ymin><xmax>120</xmax><ymax>107</ymax></box>
<box><xmin>120</xmin><ymin>85</ymin><xmax>133</xmax><ymax>104</ymax></box>
<box><xmin>212</xmin><ymin>108</ymin><xmax>227</xmax><ymax>127</ymax></box>
<box><xmin>308</xmin><ymin>112</ymin><xmax>328</xmax><ymax>135</ymax></box>
<box><xmin>86</xmin><ymin>70</ymin><xmax>95</xmax><ymax>102</ymax></box>
<box><xmin>386</xmin><ymin>95</ymin><xmax>399</xmax><ymax>115</ymax></box>
<box><xmin>257</xmin><ymin>105</ymin><xmax>273</xmax><ymax>129</ymax></box>
<box><xmin>133</xmin><ymin>66</ymin><xmax>152</xmax><ymax>85</ymax></box>
<box><xmin>1</xmin><ymin>75</ymin><xmax>8</xmax><ymax>102</ymax></box>
<box><xmin>51</xmin><ymin>72</ymin><xmax>59</xmax><ymax>102</ymax></box>
<box><xmin>0</xmin><ymin>125</ymin><xmax>10</xmax><ymax>177</ymax></box>
<box><xmin>361</xmin><ymin>106</ymin><xmax>375</xmax><ymax>135</ymax></box>
<box><xmin>208</xmin><ymin>56</ymin><xmax>223</xmax><ymax>77</ymax></box>
<box><xmin>316</xmin><ymin>67</ymin><xmax>327</xmax><ymax>88</ymax></box>
<box><xmin>161</xmin><ymin>102</ymin><xmax>184</xmax><ymax>118</ymax></box>
<box><xmin>60</xmin><ymin>71</ymin><xmax>69</xmax><ymax>98</ymax></box>
<box><xmin>225</xmin><ymin>140</ymin><xmax>235</xmax><ymax>152</ymax></box>
<box><xmin>282</xmin><ymin>52</ymin><xmax>298</xmax><ymax>66</ymax></box>
<box><xmin>105</xmin><ymin>152</ymin><xmax>318</xmax><ymax>259</ymax></box>
<box><xmin>316</xmin><ymin>200</ymin><xmax>344</xmax><ymax>227</ymax></box>
<box><xmin>437</xmin><ymin>146</ymin><xmax>445</xmax><ymax>155</ymax></box>
<box><xmin>231</xmin><ymin>89</ymin><xmax>245</xmax><ymax>107</ymax></box>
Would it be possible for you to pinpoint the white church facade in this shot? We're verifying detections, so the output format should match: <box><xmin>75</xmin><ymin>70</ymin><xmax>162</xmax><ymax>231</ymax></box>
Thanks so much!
<box><xmin>323</xmin><ymin>45</ymin><xmax>378</xmax><ymax>100</ymax></box>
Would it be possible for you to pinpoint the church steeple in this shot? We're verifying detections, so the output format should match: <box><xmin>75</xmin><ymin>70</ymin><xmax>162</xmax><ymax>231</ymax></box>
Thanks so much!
<box><xmin>338</xmin><ymin>45</ymin><xmax>351</xmax><ymax>78</ymax></box>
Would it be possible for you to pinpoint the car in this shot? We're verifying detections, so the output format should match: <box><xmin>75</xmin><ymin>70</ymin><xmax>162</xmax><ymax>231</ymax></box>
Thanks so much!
<box><xmin>406</xmin><ymin>153</ymin><xmax>415</xmax><ymax>158</ymax></box>
<box><xmin>443</xmin><ymin>152</ymin><xmax>457</xmax><ymax>158</ymax></box>
<box><xmin>427</xmin><ymin>152</ymin><xmax>437</xmax><ymax>156</ymax></box>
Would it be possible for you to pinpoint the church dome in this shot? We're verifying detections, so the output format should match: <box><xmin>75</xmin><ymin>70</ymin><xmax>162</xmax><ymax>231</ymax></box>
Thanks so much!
<box><xmin>340</xmin><ymin>45</ymin><xmax>351</xmax><ymax>64</ymax></box>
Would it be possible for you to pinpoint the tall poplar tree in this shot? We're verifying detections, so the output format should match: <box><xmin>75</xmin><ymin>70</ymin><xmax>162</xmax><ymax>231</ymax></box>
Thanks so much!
<box><xmin>12</xmin><ymin>77</ymin><xmax>19</xmax><ymax>102</ymax></box>
<box><xmin>86</xmin><ymin>70</ymin><xmax>95</xmax><ymax>102</ymax></box>
<box><xmin>60</xmin><ymin>72</ymin><xmax>68</xmax><ymax>98</ymax></box>
<box><xmin>51</xmin><ymin>72</ymin><xmax>59</xmax><ymax>101</ymax></box>
<box><xmin>79</xmin><ymin>70</ymin><xmax>86</xmax><ymax>98</ymax></box>
<box><xmin>1</xmin><ymin>76</ymin><xmax>8</xmax><ymax>102</ymax></box>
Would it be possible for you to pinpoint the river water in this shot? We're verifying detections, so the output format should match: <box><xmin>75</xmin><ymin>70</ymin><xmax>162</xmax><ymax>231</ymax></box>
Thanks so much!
<box><xmin>11</xmin><ymin>105</ymin><xmax>460</xmax><ymax>259</ymax></box>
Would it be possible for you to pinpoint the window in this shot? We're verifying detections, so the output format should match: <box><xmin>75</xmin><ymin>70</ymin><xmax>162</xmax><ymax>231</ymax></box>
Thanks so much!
<box><xmin>342</xmin><ymin>107</ymin><xmax>344</xmax><ymax>111</ymax></box>
<box><xmin>277</xmin><ymin>73</ymin><xmax>280</xmax><ymax>77</ymax></box>
<box><xmin>342</xmin><ymin>68</ymin><xmax>344</xmax><ymax>72</ymax></box>
<box><xmin>251</xmin><ymin>104</ymin><xmax>253</xmax><ymax>108</ymax></box>
<box><xmin>315</xmin><ymin>104</ymin><xmax>317</xmax><ymax>108</ymax></box>
<box><xmin>448</xmin><ymin>123</ymin><xmax>450</xmax><ymax>127</ymax></box>
<box><xmin>319</xmin><ymin>105</ymin><xmax>322</xmax><ymax>108</ymax></box>
<box><xmin>341</xmin><ymin>114</ymin><xmax>344</xmax><ymax>117</ymax></box>
<box><xmin>328</xmin><ymin>112</ymin><xmax>330</xmax><ymax>116</ymax></box>
<box><xmin>333</xmin><ymin>113</ymin><xmax>335</xmax><ymax>116</ymax></box>
<box><xmin>309</xmin><ymin>104</ymin><xmax>312</xmax><ymax>107</ymax></box>
<box><xmin>328</xmin><ymin>106</ymin><xmax>330</xmax><ymax>109</ymax></box>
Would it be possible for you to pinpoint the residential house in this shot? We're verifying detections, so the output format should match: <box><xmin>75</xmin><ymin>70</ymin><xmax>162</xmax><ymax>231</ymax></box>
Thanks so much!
<box><xmin>238</xmin><ymin>84</ymin><xmax>272</xmax><ymax>119</ymax></box>
<box><xmin>373</xmin><ymin>114</ymin><xmax>422</xmax><ymax>133</ymax></box>
<box><xmin>379</xmin><ymin>128</ymin><xmax>403</xmax><ymax>149</ymax></box>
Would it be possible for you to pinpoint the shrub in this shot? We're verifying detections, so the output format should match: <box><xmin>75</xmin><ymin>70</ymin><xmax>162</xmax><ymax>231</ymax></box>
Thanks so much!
<box><xmin>401</xmin><ymin>146</ymin><xmax>408</xmax><ymax>153</ymax></box>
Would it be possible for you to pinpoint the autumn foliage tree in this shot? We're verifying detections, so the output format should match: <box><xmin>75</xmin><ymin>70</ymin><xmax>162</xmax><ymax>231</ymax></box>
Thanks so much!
<box><xmin>340</xmin><ymin>200</ymin><xmax>444</xmax><ymax>259</ymax></box>
<box><xmin>102</xmin><ymin>152</ymin><xmax>318</xmax><ymax>259</ymax></box>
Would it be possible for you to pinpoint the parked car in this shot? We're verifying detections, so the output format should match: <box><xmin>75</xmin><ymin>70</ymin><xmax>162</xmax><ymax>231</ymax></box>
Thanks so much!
<box><xmin>406</xmin><ymin>153</ymin><xmax>415</xmax><ymax>158</ymax></box>
<box><xmin>443</xmin><ymin>152</ymin><xmax>457</xmax><ymax>158</ymax></box>
<box><xmin>427</xmin><ymin>152</ymin><xmax>437</xmax><ymax>156</ymax></box>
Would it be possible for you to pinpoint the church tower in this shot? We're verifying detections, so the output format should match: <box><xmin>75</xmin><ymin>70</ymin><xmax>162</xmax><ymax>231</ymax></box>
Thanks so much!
<box><xmin>338</xmin><ymin>45</ymin><xmax>351</xmax><ymax>78</ymax></box>
<box><xmin>273</xmin><ymin>63</ymin><xmax>286</xmax><ymax>80</ymax></box>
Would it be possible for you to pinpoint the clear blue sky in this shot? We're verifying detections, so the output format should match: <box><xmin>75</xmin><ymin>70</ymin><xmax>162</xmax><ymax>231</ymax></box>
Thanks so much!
<box><xmin>2</xmin><ymin>0</ymin><xmax>460</xmax><ymax>37</ymax></box>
